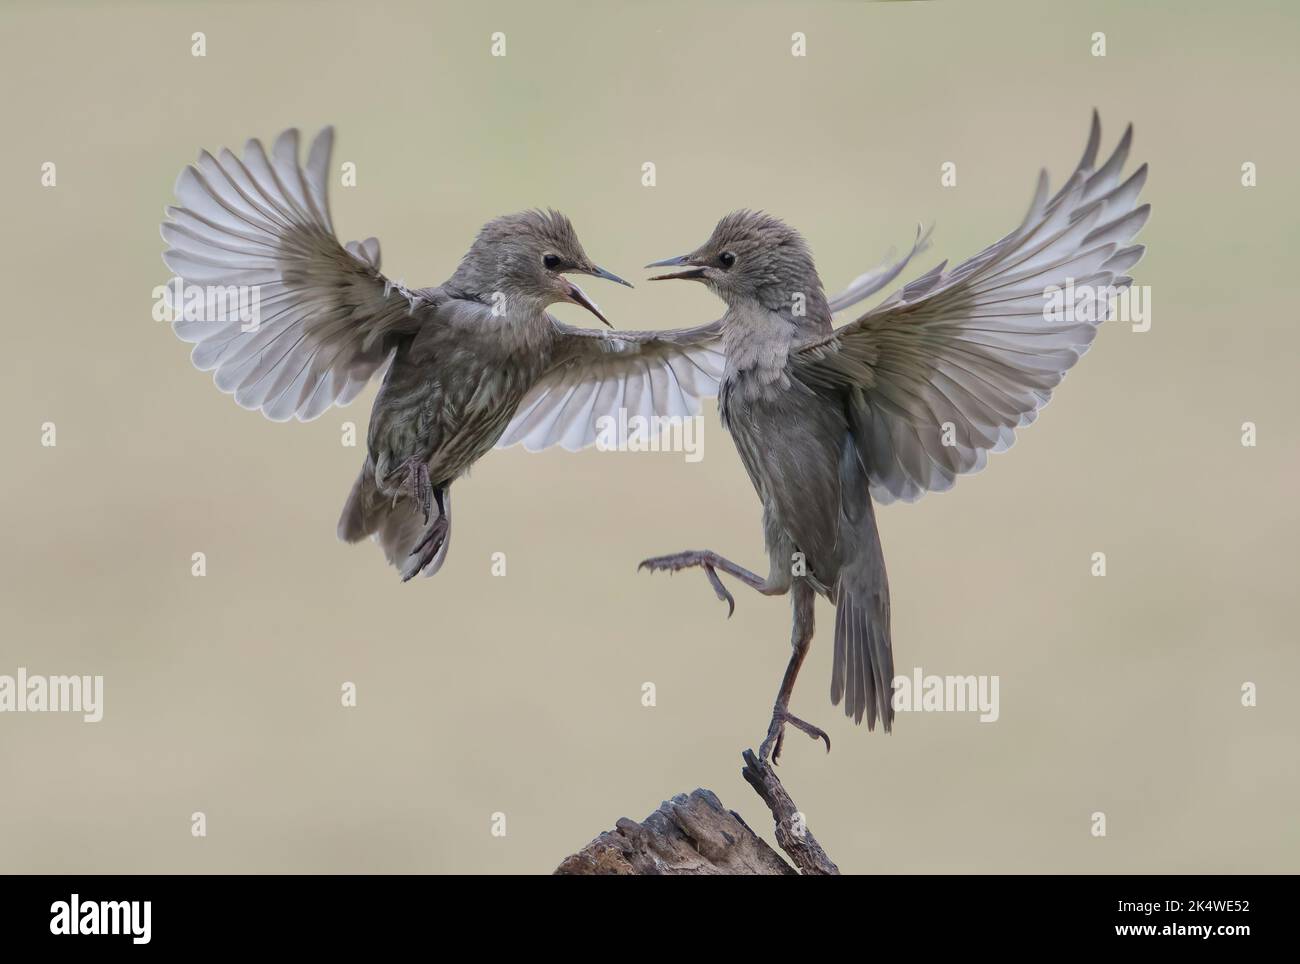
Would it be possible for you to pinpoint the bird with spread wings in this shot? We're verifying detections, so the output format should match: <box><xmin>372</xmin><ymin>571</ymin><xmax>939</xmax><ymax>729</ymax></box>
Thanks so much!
<box><xmin>161</xmin><ymin>127</ymin><xmax>920</xmax><ymax>579</ymax></box>
<box><xmin>162</xmin><ymin>117</ymin><xmax>1144</xmax><ymax>761</ymax></box>
<box><xmin>637</xmin><ymin>112</ymin><xmax>1148</xmax><ymax>760</ymax></box>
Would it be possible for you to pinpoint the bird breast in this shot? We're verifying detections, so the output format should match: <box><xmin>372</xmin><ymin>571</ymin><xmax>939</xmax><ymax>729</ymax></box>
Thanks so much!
<box><xmin>369</xmin><ymin>335</ymin><xmax>546</xmax><ymax>484</ymax></box>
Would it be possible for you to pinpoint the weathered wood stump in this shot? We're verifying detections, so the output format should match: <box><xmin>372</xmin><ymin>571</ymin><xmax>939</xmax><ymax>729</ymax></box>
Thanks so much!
<box><xmin>555</xmin><ymin>750</ymin><xmax>839</xmax><ymax>875</ymax></box>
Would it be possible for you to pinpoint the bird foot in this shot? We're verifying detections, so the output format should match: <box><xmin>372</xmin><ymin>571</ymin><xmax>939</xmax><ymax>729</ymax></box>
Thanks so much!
<box><xmin>391</xmin><ymin>458</ymin><xmax>433</xmax><ymax>523</ymax></box>
<box><xmin>637</xmin><ymin>550</ymin><xmax>736</xmax><ymax>617</ymax></box>
<box><xmin>759</xmin><ymin>706</ymin><xmax>830</xmax><ymax>765</ymax></box>
<box><xmin>401</xmin><ymin>515</ymin><xmax>449</xmax><ymax>582</ymax></box>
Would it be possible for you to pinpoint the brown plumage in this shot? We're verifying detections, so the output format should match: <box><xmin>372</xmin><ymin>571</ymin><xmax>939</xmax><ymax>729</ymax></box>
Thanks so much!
<box><xmin>640</xmin><ymin>113</ymin><xmax>1149</xmax><ymax>762</ymax></box>
<box><xmin>163</xmin><ymin>128</ymin><xmax>726</xmax><ymax>579</ymax></box>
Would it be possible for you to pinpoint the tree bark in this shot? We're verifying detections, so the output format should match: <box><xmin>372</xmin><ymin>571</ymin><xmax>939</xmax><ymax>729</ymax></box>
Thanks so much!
<box><xmin>555</xmin><ymin>751</ymin><xmax>839</xmax><ymax>875</ymax></box>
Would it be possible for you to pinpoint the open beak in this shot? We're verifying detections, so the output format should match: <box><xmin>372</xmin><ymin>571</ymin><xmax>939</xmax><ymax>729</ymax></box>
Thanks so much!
<box><xmin>645</xmin><ymin>254</ymin><xmax>706</xmax><ymax>282</ymax></box>
<box><xmin>564</xmin><ymin>281</ymin><xmax>612</xmax><ymax>327</ymax></box>
<box><xmin>564</xmin><ymin>264</ymin><xmax>632</xmax><ymax>328</ymax></box>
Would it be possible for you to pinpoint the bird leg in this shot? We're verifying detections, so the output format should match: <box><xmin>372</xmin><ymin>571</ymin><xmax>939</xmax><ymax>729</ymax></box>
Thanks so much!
<box><xmin>637</xmin><ymin>549</ymin><xmax>776</xmax><ymax>617</ymax></box>
<box><xmin>759</xmin><ymin>582</ymin><xmax>829</xmax><ymax>764</ymax></box>
<box><xmin>402</xmin><ymin>484</ymin><xmax>448</xmax><ymax>582</ymax></box>
<box><xmin>390</xmin><ymin>457</ymin><xmax>433</xmax><ymax>523</ymax></box>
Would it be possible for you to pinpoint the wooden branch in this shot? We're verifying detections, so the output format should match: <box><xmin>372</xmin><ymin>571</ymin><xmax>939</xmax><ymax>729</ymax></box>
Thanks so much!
<box><xmin>554</xmin><ymin>750</ymin><xmax>839</xmax><ymax>875</ymax></box>
<box><xmin>740</xmin><ymin>749</ymin><xmax>839</xmax><ymax>875</ymax></box>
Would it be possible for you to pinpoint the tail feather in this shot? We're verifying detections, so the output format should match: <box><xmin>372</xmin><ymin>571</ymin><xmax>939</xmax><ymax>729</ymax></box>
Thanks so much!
<box><xmin>338</xmin><ymin>462</ymin><xmax>453</xmax><ymax>579</ymax></box>
<box><xmin>337</xmin><ymin>462</ymin><xmax>385</xmax><ymax>544</ymax></box>
<box><xmin>832</xmin><ymin>578</ymin><xmax>893</xmax><ymax>731</ymax></box>
<box><xmin>391</xmin><ymin>487</ymin><xmax>452</xmax><ymax>580</ymax></box>
<box><xmin>831</xmin><ymin>497</ymin><xmax>894</xmax><ymax>732</ymax></box>
<box><xmin>378</xmin><ymin>502</ymin><xmax>424</xmax><ymax>568</ymax></box>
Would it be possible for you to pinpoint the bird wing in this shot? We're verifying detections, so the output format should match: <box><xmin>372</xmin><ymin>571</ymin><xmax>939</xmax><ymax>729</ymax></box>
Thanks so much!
<box><xmin>494</xmin><ymin>321</ymin><xmax>727</xmax><ymax>452</ymax></box>
<box><xmin>826</xmin><ymin>222</ymin><xmax>934</xmax><ymax>314</ymax></box>
<box><xmin>790</xmin><ymin>112</ymin><xmax>1149</xmax><ymax>504</ymax></box>
<box><xmin>162</xmin><ymin>127</ymin><xmax>428</xmax><ymax>422</ymax></box>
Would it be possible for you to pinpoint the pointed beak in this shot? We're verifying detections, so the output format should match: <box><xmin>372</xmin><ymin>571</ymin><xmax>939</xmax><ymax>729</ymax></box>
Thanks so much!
<box><xmin>585</xmin><ymin>264</ymin><xmax>633</xmax><ymax>289</ymax></box>
<box><xmin>564</xmin><ymin>280</ymin><xmax>613</xmax><ymax>328</ymax></box>
<box><xmin>563</xmin><ymin>263</ymin><xmax>630</xmax><ymax>327</ymax></box>
<box><xmin>645</xmin><ymin>254</ymin><xmax>706</xmax><ymax>281</ymax></box>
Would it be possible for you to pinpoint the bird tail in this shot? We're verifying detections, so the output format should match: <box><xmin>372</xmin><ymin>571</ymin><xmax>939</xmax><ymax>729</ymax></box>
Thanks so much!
<box><xmin>387</xmin><ymin>487</ymin><xmax>452</xmax><ymax>580</ymax></box>
<box><xmin>830</xmin><ymin>480</ymin><xmax>895</xmax><ymax>732</ymax></box>
<box><xmin>337</xmin><ymin>463</ymin><xmax>453</xmax><ymax>579</ymax></box>
<box><xmin>337</xmin><ymin>462</ymin><xmax>386</xmax><ymax>543</ymax></box>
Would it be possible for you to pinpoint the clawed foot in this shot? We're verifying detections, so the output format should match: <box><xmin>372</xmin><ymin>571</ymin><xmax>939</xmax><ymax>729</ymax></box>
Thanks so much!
<box><xmin>401</xmin><ymin>515</ymin><xmax>449</xmax><ymax>582</ymax></box>
<box><xmin>758</xmin><ymin>706</ymin><xmax>830</xmax><ymax>765</ymax></box>
<box><xmin>391</xmin><ymin>458</ymin><xmax>432</xmax><ymax>523</ymax></box>
<box><xmin>637</xmin><ymin>550</ymin><xmax>736</xmax><ymax>617</ymax></box>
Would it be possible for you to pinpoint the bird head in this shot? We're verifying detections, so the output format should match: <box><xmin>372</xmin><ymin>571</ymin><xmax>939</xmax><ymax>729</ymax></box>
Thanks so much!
<box><xmin>456</xmin><ymin>209</ymin><xmax>630</xmax><ymax>326</ymax></box>
<box><xmin>646</xmin><ymin>210</ymin><xmax>823</xmax><ymax>316</ymax></box>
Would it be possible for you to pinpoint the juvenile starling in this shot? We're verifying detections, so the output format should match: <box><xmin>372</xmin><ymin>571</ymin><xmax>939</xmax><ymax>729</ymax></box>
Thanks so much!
<box><xmin>638</xmin><ymin>113</ymin><xmax>1149</xmax><ymax>761</ymax></box>
<box><xmin>162</xmin><ymin>127</ymin><xmax>727</xmax><ymax>579</ymax></box>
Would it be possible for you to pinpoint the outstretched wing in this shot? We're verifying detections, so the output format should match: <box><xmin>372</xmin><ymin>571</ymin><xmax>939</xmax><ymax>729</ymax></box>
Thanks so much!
<box><xmin>826</xmin><ymin>222</ymin><xmax>933</xmax><ymax>315</ymax></box>
<box><xmin>162</xmin><ymin>127</ymin><xmax>429</xmax><ymax>422</ymax></box>
<box><xmin>791</xmin><ymin>112</ymin><xmax>1149</xmax><ymax>503</ymax></box>
<box><xmin>495</xmin><ymin>321</ymin><xmax>727</xmax><ymax>452</ymax></box>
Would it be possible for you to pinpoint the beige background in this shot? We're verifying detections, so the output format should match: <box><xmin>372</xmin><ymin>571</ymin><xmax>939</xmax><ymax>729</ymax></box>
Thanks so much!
<box><xmin>1</xmin><ymin>0</ymin><xmax>1296</xmax><ymax>874</ymax></box>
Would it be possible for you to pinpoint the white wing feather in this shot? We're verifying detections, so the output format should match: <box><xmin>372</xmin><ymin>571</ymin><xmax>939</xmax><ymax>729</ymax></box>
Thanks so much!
<box><xmin>162</xmin><ymin>127</ymin><xmax>417</xmax><ymax>422</ymax></box>
<box><xmin>496</xmin><ymin>322</ymin><xmax>727</xmax><ymax>452</ymax></box>
<box><xmin>794</xmin><ymin>112</ymin><xmax>1149</xmax><ymax>504</ymax></box>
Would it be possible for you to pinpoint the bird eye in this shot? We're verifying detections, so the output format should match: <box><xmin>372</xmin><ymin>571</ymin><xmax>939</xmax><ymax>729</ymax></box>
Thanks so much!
<box><xmin>543</xmin><ymin>254</ymin><xmax>562</xmax><ymax>270</ymax></box>
<box><xmin>719</xmin><ymin>251</ymin><xmax>736</xmax><ymax>269</ymax></box>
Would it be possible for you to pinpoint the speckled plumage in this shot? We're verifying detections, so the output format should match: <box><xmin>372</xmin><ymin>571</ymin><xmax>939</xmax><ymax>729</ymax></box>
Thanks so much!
<box><xmin>641</xmin><ymin>115</ymin><xmax>1149</xmax><ymax>760</ymax></box>
<box><xmin>163</xmin><ymin>129</ymin><xmax>726</xmax><ymax>581</ymax></box>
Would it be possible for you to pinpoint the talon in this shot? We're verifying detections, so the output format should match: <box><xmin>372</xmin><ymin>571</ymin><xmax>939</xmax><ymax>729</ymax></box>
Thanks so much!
<box><xmin>637</xmin><ymin>554</ymin><xmax>677</xmax><ymax>573</ymax></box>
<box><xmin>402</xmin><ymin>522</ymin><xmax>448</xmax><ymax>581</ymax></box>
<box><xmin>390</xmin><ymin>457</ymin><xmax>433</xmax><ymax>522</ymax></box>
<box><xmin>410</xmin><ymin>516</ymin><xmax>449</xmax><ymax>556</ymax></box>
<box><xmin>761</xmin><ymin>707</ymin><xmax>830</xmax><ymax>763</ymax></box>
<box><xmin>703</xmin><ymin>565</ymin><xmax>735</xmax><ymax>617</ymax></box>
<box><xmin>639</xmin><ymin>551</ymin><xmax>751</xmax><ymax>616</ymax></box>
<box><xmin>786</xmin><ymin>713</ymin><xmax>831</xmax><ymax>753</ymax></box>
